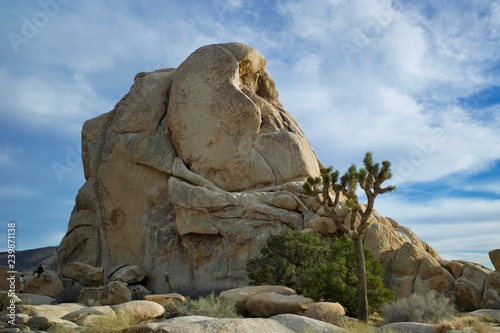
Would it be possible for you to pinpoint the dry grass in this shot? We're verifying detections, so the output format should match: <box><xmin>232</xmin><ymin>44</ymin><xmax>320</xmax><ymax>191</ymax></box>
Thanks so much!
<box><xmin>433</xmin><ymin>314</ymin><xmax>495</xmax><ymax>333</ymax></box>
<box><xmin>164</xmin><ymin>292</ymin><xmax>241</xmax><ymax>319</ymax></box>
<box><xmin>454</xmin><ymin>314</ymin><xmax>495</xmax><ymax>333</ymax></box>
<box><xmin>381</xmin><ymin>290</ymin><xmax>455</xmax><ymax>324</ymax></box>
<box><xmin>435</xmin><ymin>319</ymin><xmax>454</xmax><ymax>333</ymax></box>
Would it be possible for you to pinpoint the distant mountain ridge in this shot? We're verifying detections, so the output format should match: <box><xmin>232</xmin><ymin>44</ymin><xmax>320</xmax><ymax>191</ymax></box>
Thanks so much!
<box><xmin>0</xmin><ymin>246</ymin><xmax>57</xmax><ymax>274</ymax></box>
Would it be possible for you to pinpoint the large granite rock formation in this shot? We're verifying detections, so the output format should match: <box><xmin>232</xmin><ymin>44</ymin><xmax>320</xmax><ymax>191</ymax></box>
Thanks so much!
<box><xmin>57</xmin><ymin>43</ymin><xmax>321</xmax><ymax>295</ymax></box>
<box><xmin>57</xmin><ymin>43</ymin><xmax>499</xmax><ymax>310</ymax></box>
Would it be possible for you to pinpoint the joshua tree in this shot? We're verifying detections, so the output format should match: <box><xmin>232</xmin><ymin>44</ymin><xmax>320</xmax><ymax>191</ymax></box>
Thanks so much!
<box><xmin>303</xmin><ymin>151</ymin><xmax>395</xmax><ymax>322</ymax></box>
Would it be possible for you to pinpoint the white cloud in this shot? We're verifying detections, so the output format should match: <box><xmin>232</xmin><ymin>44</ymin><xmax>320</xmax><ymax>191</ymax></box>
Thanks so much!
<box><xmin>0</xmin><ymin>186</ymin><xmax>39</xmax><ymax>199</ymax></box>
<box><xmin>0</xmin><ymin>69</ymin><xmax>110</xmax><ymax>133</ymax></box>
<box><xmin>264</xmin><ymin>0</ymin><xmax>500</xmax><ymax>186</ymax></box>
<box><xmin>460</xmin><ymin>181</ymin><xmax>500</xmax><ymax>196</ymax></box>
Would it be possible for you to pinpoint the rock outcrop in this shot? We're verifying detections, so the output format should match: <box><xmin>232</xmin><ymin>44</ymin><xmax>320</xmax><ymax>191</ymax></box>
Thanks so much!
<box><xmin>108</xmin><ymin>265</ymin><xmax>146</xmax><ymax>284</ymax></box>
<box><xmin>62</xmin><ymin>262</ymin><xmax>103</xmax><ymax>287</ymax></box>
<box><xmin>57</xmin><ymin>42</ymin><xmax>321</xmax><ymax>295</ymax></box>
<box><xmin>245</xmin><ymin>292</ymin><xmax>314</xmax><ymax>317</ymax></box>
<box><xmin>9</xmin><ymin>301</ymin><xmax>165</xmax><ymax>332</ymax></box>
<box><xmin>57</xmin><ymin>43</ymin><xmax>499</xmax><ymax>310</ymax></box>
<box><xmin>123</xmin><ymin>315</ymin><xmax>347</xmax><ymax>333</ymax></box>
<box><xmin>491</xmin><ymin>249</ymin><xmax>500</xmax><ymax>271</ymax></box>
<box><xmin>78</xmin><ymin>280</ymin><xmax>132</xmax><ymax>306</ymax></box>
<box><xmin>167</xmin><ymin>43</ymin><xmax>320</xmax><ymax>192</ymax></box>
<box><xmin>22</xmin><ymin>271</ymin><xmax>63</xmax><ymax>298</ymax></box>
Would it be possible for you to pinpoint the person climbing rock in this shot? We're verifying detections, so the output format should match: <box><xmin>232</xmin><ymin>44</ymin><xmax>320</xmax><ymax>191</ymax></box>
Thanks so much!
<box><xmin>32</xmin><ymin>264</ymin><xmax>44</xmax><ymax>278</ymax></box>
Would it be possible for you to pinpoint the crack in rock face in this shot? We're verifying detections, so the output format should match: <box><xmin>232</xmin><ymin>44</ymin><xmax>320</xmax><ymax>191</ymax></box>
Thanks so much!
<box><xmin>167</xmin><ymin>43</ymin><xmax>320</xmax><ymax>192</ymax></box>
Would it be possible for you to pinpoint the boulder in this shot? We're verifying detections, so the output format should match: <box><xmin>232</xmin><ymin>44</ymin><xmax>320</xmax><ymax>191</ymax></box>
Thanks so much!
<box><xmin>144</xmin><ymin>293</ymin><xmax>186</xmax><ymax>306</ymax></box>
<box><xmin>490</xmin><ymin>249</ymin><xmax>500</xmax><ymax>271</ymax></box>
<box><xmin>270</xmin><ymin>314</ymin><xmax>346</xmax><ymax>332</ymax></box>
<box><xmin>219</xmin><ymin>285</ymin><xmax>296</xmax><ymax>314</ymax></box>
<box><xmin>61</xmin><ymin>305</ymin><xmax>117</xmax><ymax>326</ymax></box>
<box><xmin>78</xmin><ymin>281</ymin><xmax>132</xmax><ymax>306</ymax></box>
<box><xmin>128</xmin><ymin>284</ymin><xmax>152</xmax><ymax>300</ymax></box>
<box><xmin>122</xmin><ymin>317</ymin><xmax>294</xmax><ymax>333</ymax></box>
<box><xmin>26</xmin><ymin>315</ymin><xmax>77</xmax><ymax>331</ymax></box>
<box><xmin>413</xmin><ymin>257</ymin><xmax>454</xmax><ymax>295</ymax></box>
<box><xmin>58</xmin><ymin>278</ymin><xmax>83</xmax><ymax>303</ymax></box>
<box><xmin>468</xmin><ymin>308</ymin><xmax>500</xmax><ymax>322</ymax></box>
<box><xmin>271</xmin><ymin>193</ymin><xmax>299</xmax><ymax>211</ymax></box>
<box><xmin>17</xmin><ymin>304</ymin><xmax>72</xmax><ymax>318</ymax></box>
<box><xmin>111</xmin><ymin>300</ymin><xmax>165</xmax><ymax>324</ymax></box>
<box><xmin>22</xmin><ymin>271</ymin><xmax>63</xmax><ymax>298</ymax></box>
<box><xmin>308</xmin><ymin>215</ymin><xmax>337</xmax><ymax>234</ymax></box>
<box><xmin>125</xmin><ymin>315</ymin><xmax>345</xmax><ymax>333</ymax></box>
<box><xmin>378</xmin><ymin>322</ymin><xmax>436</xmax><ymax>333</ymax></box>
<box><xmin>453</xmin><ymin>262</ymin><xmax>491</xmax><ymax>311</ymax></box>
<box><xmin>245</xmin><ymin>291</ymin><xmax>314</xmax><ymax>317</ymax></box>
<box><xmin>108</xmin><ymin>265</ymin><xmax>146</xmax><ymax>284</ymax></box>
<box><xmin>484</xmin><ymin>272</ymin><xmax>500</xmax><ymax>309</ymax></box>
<box><xmin>14</xmin><ymin>293</ymin><xmax>56</xmax><ymax>306</ymax></box>
<box><xmin>303</xmin><ymin>302</ymin><xmax>345</xmax><ymax>324</ymax></box>
<box><xmin>61</xmin><ymin>262</ymin><xmax>103</xmax><ymax>287</ymax></box>
<box><xmin>47</xmin><ymin>324</ymin><xmax>87</xmax><ymax>332</ymax></box>
<box><xmin>446</xmin><ymin>260</ymin><xmax>465</xmax><ymax>279</ymax></box>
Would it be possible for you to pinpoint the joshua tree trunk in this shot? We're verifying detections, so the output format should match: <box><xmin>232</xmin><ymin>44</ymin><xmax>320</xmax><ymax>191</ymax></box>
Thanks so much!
<box><xmin>354</xmin><ymin>235</ymin><xmax>368</xmax><ymax>322</ymax></box>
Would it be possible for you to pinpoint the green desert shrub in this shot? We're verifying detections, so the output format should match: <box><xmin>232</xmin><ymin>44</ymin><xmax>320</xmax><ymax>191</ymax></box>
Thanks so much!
<box><xmin>246</xmin><ymin>230</ymin><xmax>395</xmax><ymax>317</ymax></box>
<box><xmin>382</xmin><ymin>290</ymin><xmax>455</xmax><ymax>324</ymax></box>
<box><xmin>321</xmin><ymin>235</ymin><xmax>395</xmax><ymax>317</ymax></box>
<box><xmin>164</xmin><ymin>292</ymin><xmax>241</xmax><ymax>319</ymax></box>
<box><xmin>247</xmin><ymin>230</ymin><xmax>329</xmax><ymax>293</ymax></box>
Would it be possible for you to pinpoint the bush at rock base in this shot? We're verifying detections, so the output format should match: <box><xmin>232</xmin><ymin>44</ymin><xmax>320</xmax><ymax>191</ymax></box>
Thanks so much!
<box><xmin>247</xmin><ymin>230</ymin><xmax>328</xmax><ymax>293</ymax></box>
<box><xmin>164</xmin><ymin>292</ymin><xmax>241</xmax><ymax>319</ymax></box>
<box><xmin>382</xmin><ymin>290</ymin><xmax>455</xmax><ymax>324</ymax></box>
<box><xmin>246</xmin><ymin>231</ymin><xmax>395</xmax><ymax>317</ymax></box>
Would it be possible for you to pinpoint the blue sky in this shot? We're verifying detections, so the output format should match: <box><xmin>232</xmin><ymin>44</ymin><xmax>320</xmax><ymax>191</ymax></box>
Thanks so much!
<box><xmin>0</xmin><ymin>0</ymin><xmax>499</xmax><ymax>269</ymax></box>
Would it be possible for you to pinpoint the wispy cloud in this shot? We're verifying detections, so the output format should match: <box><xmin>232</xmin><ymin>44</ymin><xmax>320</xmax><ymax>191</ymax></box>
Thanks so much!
<box><xmin>0</xmin><ymin>185</ymin><xmax>39</xmax><ymax>199</ymax></box>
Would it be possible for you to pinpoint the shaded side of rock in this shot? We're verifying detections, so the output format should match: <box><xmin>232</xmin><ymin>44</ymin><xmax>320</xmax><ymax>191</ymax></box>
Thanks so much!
<box><xmin>245</xmin><ymin>292</ymin><xmax>313</xmax><ymax>317</ymax></box>
<box><xmin>61</xmin><ymin>262</ymin><xmax>103</xmax><ymax>287</ymax></box>
<box><xmin>78</xmin><ymin>281</ymin><xmax>132</xmax><ymax>306</ymax></box>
